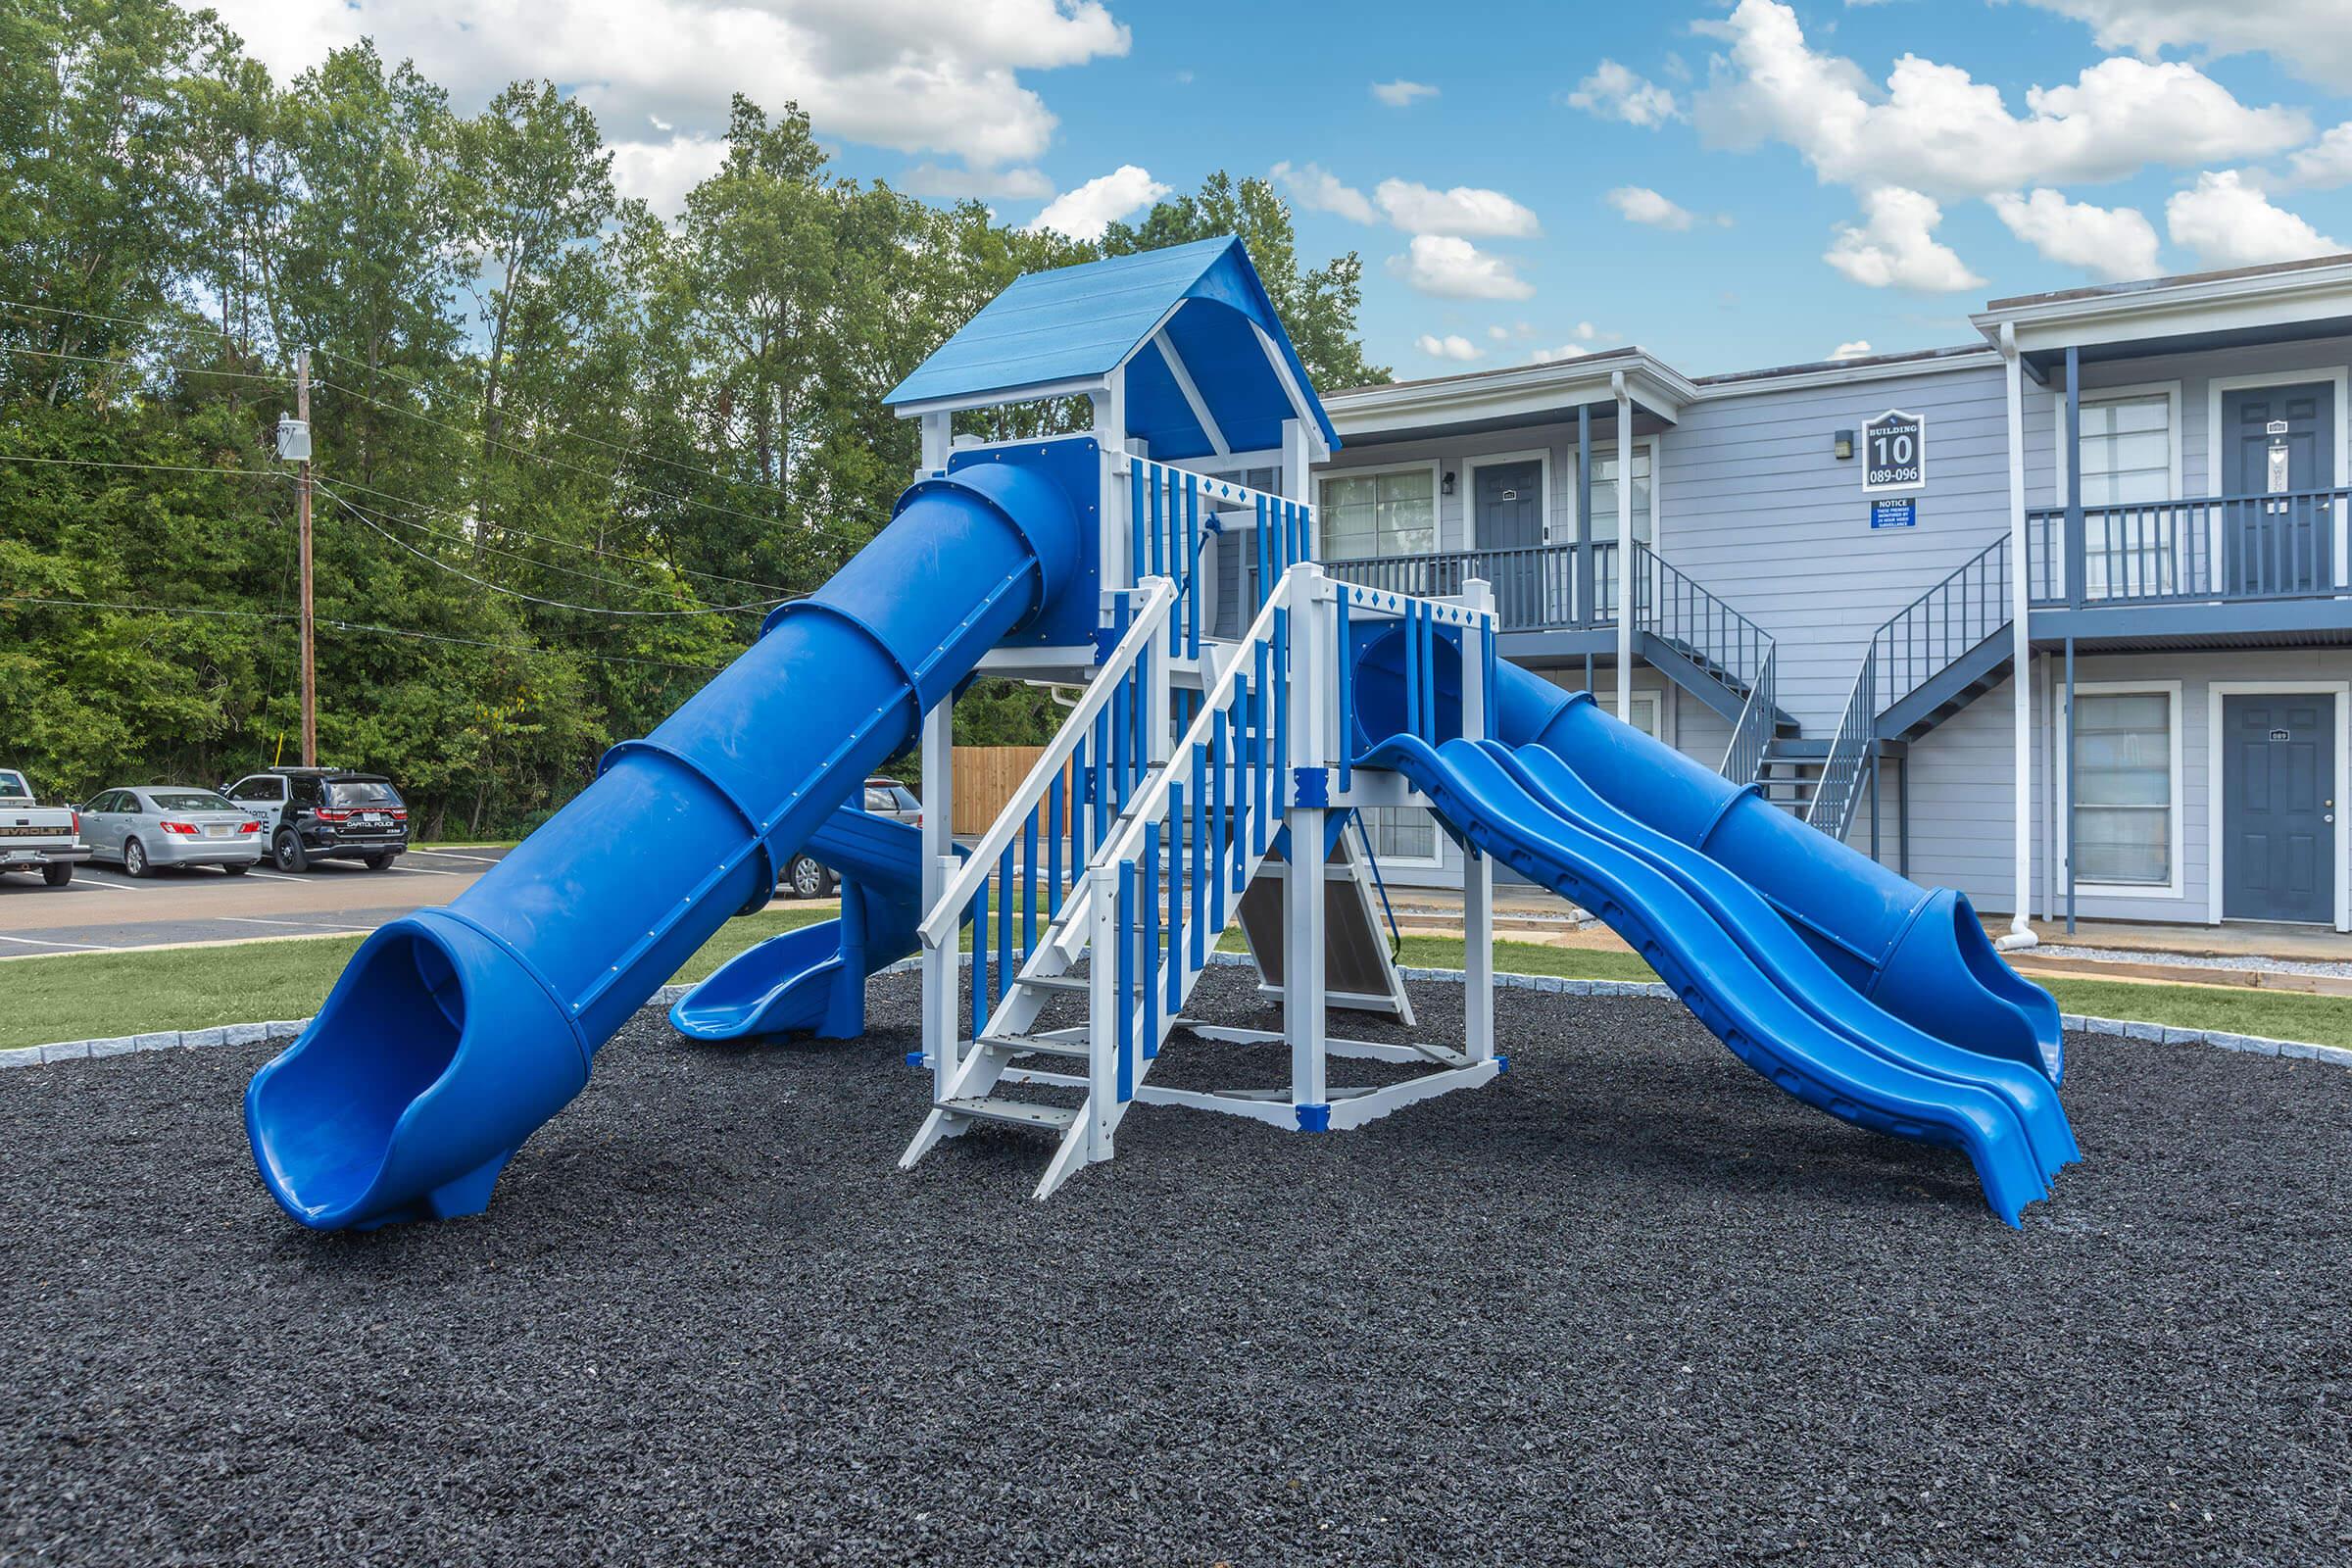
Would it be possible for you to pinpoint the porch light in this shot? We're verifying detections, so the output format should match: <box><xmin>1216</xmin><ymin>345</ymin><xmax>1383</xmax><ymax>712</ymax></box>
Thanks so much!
<box><xmin>1833</xmin><ymin>429</ymin><xmax>1855</xmax><ymax>460</ymax></box>
<box><xmin>1442</xmin><ymin>470</ymin><xmax>1456</xmax><ymax>496</ymax></box>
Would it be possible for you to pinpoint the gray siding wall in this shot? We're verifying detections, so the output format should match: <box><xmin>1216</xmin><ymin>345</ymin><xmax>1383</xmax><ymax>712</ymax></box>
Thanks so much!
<box><xmin>1658</xmin><ymin>364</ymin><xmax>2013</xmax><ymax>730</ymax></box>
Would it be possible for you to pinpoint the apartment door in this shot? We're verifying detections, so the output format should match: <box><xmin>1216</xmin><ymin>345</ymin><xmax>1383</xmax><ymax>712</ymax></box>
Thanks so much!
<box><xmin>1473</xmin><ymin>459</ymin><xmax>1546</xmax><ymax>627</ymax></box>
<box><xmin>2221</xmin><ymin>383</ymin><xmax>2333</xmax><ymax>595</ymax></box>
<box><xmin>2222</xmin><ymin>694</ymin><xmax>2335</xmax><ymax>924</ymax></box>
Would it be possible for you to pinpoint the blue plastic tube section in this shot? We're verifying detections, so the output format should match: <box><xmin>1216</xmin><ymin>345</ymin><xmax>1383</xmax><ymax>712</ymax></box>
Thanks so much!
<box><xmin>1341</xmin><ymin>623</ymin><xmax>2059</xmax><ymax>1084</ymax></box>
<box><xmin>244</xmin><ymin>461</ymin><xmax>1082</xmax><ymax>1230</ymax></box>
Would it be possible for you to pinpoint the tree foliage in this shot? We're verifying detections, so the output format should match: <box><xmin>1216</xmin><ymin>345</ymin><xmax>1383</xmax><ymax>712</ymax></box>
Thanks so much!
<box><xmin>0</xmin><ymin>3</ymin><xmax>1385</xmax><ymax>832</ymax></box>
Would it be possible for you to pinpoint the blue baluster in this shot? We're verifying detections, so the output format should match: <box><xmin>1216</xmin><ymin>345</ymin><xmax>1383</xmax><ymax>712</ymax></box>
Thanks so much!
<box><xmin>1206</xmin><ymin>729</ymin><xmax>1226</xmax><ymax>935</ymax></box>
<box><xmin>1406</xmin><ymin>601</ymin><xmax>1423</xmax><ymax>744</ymax></box>
<box><xmin>1149</xmin><ymin>464</ymin><xmax>1165</xmax><ymax>580</ymax></box>
<box><xmin>1129</xmin><ymin>461</ymin><xmax>1145</xmax><ymax>590</ymax></box>
<box><xmin>1190</xmin><ymin>744</ymin><xmax>1207</xmax><ymax>971</ymax></box>
<box><xmin>1166</xmin><ymin>783</ymin><xmax>1185</xmax><ymax>1014</ymax></box>
<box><xmin>1021</xmin><ymin>811</ymin><xmax>1038</xmax><ymax>957</ymax></box>
<box><xmin>995</xmin><ymin>845</ymin><xmax>1013</xmax><ymax>1004</ymax></box>
<box><xmin>1337</xmin><ymin>589</ymin><xmax>1354</xmax><ymax>792</ymax></box>
<box><xmin>1251</xmin><ymin>643</ymin><xmax>1270</xmax><ymax>850</ymax></box>
<box><xmin>1185</xmin><ymin>470</ymin><xmax>1200</xmax><ymax>660</ymax></box>
<box><xmin>1116</xmin><ymin>861</ymin><xmax>1136</xmax><ymax>1102</ymax></box>
<box><xmin>972</xmin><ymin>883</ymin><xmax>990</xmax><ymax>1033</ymax></box>
<box><xmin>1256</xmin><ymin>494</ymin><xmax>1271</xmax><ymax>611</ymax></box>
<box><xmin>1143</xmin><ymin>822</ymin><xmax>1160</xmax><ymax>1060</ymax></box>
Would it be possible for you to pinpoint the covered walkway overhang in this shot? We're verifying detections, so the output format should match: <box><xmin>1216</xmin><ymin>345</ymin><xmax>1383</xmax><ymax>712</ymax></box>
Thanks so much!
<box><xmin>1972</xmin><ymin>252</ymin><xmax>2352</xmax><ymax>379</ymax></box>
<box><xmin>1319</xmin><ymin>349</ymin><xmax>1691</xmax><ymax>449</ymax></box>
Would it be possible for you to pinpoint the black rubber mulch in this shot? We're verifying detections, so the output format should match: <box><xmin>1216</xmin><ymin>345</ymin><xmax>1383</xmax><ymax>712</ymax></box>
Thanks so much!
<box><xmin>3</xmin><ymin>970</ymin><xmax>2348</xmax><ymax>1566</ymax></box>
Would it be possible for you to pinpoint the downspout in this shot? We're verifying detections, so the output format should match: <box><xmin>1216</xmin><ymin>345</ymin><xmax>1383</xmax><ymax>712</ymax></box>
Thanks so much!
<box><xmin>1613</xmin><ymin>370</ymin><xmax>1634</xmax><ymax>723</ymax></box>
<box><xmin>1997</xmin><ymin>321</ymin><xmax>2038</xmax><ymax>952</ymax></box>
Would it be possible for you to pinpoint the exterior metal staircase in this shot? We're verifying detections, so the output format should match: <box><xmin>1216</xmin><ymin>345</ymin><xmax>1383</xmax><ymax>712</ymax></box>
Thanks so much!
<box><xmin>1634</xmin><ymin>543</ymin><xmax>1796</xmax><ymax>735</ymax></box>
<box><xmin>1808</xmin><ymin>536</ymin><xmax>2012</xmax><ymax>840</ymax></box>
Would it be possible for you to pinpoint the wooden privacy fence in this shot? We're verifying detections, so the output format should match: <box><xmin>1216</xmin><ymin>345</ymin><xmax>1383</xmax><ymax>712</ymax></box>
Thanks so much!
<box><xmin>951</xmin><ymin>746</ymin><xmax>1072</xmax><ymax>836</ymax></box>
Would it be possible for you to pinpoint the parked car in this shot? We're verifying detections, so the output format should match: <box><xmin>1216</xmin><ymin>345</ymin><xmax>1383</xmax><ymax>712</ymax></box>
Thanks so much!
<box><xmin>779</xmin><ymin>775</ymin><xmax>921</xmax><ymax>899</ymax></box>
<box><xmin>0</xmin><ymin>766</ymin><xmax>90</xmax><ymax>888</ymax></box>
<box><xmin>218</xmin><ymin>766</ymin><xmax>410</xmax><ymax>871</ymax></box>
<box><xmin>80</xmin><ymin>785</ymin><xmax>265</xmax><ymax>877</ymax></box>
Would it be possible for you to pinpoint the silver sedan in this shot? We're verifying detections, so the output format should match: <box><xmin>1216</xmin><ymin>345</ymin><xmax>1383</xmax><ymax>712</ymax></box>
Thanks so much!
<box><xmin>80</xmin><ymin>786</ymin><xmax>266</xmax><ymax>876</ymax></box>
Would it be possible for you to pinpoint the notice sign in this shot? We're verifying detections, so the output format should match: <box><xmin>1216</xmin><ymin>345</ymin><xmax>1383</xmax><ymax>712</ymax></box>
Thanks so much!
<box><xmin>1863</xmin><ymin>409</ymin><xmax>1925</xmax><ymax>492</ymax></box>
<box><xmin>1870</xmin><ymin>497</ymin><xmax>1918</xmax><ymax>530</ymax></box>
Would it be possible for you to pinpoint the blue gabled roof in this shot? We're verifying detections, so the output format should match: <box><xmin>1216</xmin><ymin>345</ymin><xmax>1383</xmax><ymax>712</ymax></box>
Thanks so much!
<box><xmin>885</xmin><ymin>235</ymin><xmax>1340</xmax><ymax>461</ymax></box>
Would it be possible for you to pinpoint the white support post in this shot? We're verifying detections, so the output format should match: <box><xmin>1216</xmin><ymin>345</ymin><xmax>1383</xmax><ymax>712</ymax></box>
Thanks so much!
<box><xmin>1612</xmin><ymin>371</ymin><xmax>1634</xmax><ymax>723</ymax></box>
<box><xmin>1460</xmin><ymin>577</ymin><xmax>1495</xmax><ymax>1063</ymax></box>
<box><xmin>1086</xmin><ymin>862</ymin><xmax>1119</xmax><ymax>1159</ymax></box>
<box><xmin>921</xmin><ymin>696</ymin><xmax>958</xmax><ymax>1095</ymax></box>
<box><xmin>1281</xmin><ymin>416</ymin><xmax>1311</xmax><ymax>514</ymax></box>
<box><xmin>1999</xmin><ymin>322</ymin><xmax>2037</xmax><ymax>952</ymax></box>
<box><xmin>1284</xmin><ymin>565</ymin><xmax>1330</xmax><ymax>1118</ymax></box>
<box><xmin>919</xmin><ymin>411</ymin><xmax>951</xmax><ymax>478</ymax></box>
<box><xmin>1092</xmin><ymin>377</ymin><xmax>1129</xmax><ymax>595</ymax></box>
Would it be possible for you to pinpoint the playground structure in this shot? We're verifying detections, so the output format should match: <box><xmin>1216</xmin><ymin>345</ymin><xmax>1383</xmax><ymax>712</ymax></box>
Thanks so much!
<box><xmin>242</xmin><ymin>236</ymin><xmax>2077</xmax><ymax>1233</ymax></box>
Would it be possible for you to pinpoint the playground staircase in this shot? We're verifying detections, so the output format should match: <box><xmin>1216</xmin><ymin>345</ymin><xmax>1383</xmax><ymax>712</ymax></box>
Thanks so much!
<box><xmin>904</xmin><ymin>525</ymin><xmax>1317</xmax><ymax>1198</ymax></box>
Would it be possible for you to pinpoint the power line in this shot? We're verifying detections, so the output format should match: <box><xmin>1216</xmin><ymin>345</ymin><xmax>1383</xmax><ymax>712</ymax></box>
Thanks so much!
<box><xmin>0</xmin><ymin>297</ymin><xmax>284</xmax><ymax>354</ymax></box>
<box><xmin>318</xmin><ymin>482</ymin><xmax>782</xmax><ymax>617</ymax></box>
<box><xmin>0</xmin><ymin>454</ymin><xmax>287</xmax><ymax>481</ymax></box>
<box><xmin>309</xmin><ymin>341</ymin><xmax>805</xmax><ymax>506</ymax></box>
<box><xmin>318</xmin><ymin>472</ymin><xmax>799</xmax><ymax>597</ymax></box>
<box><xmin>0</xmin><ymin>594</ymin><xmax>727</xmax><ymax>675</ymax></box>
<box><xmin>313</xmin><ymin>371</ymin><xmax>868</xmax><ymax>552</ymax></box>
<box><xmin>2</xmin><ymin>344</ymin><xmax>290</xmax><ymax>384</ymax></box>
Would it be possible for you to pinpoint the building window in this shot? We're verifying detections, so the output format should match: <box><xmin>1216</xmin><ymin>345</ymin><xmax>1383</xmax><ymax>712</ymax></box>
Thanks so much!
<box><xmin>1357</xmin><ymin>805</ymin><xmax>1440</xmax><ymax>865</ymax></box>
<box><xmin>1588</xmin><ymin>448</ymin><xmax>1653</xmax><ymax>546</ymax></box>
<box><xmin>2070</xmin><ymin>391</ymin><xmax>2180</xmax><ymax>599</ymax></box>
<box><xmin>2078</xmin><ymin>395</ymin><xmax>2173</xmax><ymax>506</ymax></box>
<box><xmin>1319</xmin><ymin>466</ymin><xmax>1436</xmax><ymax>562</ymax></box>
<box><xmin>2073</xmin><ymin>690</ymin><xmax>2175</xmax><ymax>888</ymax></box>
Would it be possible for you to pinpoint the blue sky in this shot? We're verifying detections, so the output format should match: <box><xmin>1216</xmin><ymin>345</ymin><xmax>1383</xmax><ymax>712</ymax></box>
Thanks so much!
<box><xmin>212</xmin><ymin>0</ymin><xmax>2352</xmax><ymax>381</ymax></box>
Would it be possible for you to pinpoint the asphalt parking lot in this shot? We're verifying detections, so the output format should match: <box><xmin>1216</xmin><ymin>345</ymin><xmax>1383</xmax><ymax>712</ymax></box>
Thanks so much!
<box><xmin>0</xmin><ymin>847</ymin><xmax>514</xmax><ymax>955</ymax></box>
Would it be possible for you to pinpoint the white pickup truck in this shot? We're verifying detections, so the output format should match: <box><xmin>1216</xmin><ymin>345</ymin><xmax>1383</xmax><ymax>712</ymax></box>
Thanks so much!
<box><xmin>0</xmin><ymin>767</ymin><xmax>91</xmax><ymax>887</ymax></box>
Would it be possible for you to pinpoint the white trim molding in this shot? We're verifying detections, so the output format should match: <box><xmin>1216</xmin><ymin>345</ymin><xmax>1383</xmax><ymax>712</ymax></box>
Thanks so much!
<box><xmin>2204</xmin><ymin>680</ymin><xmax>2351</xmax><ymax>932</ymax></box>
<box><xmin>1460</xmin><ymin>447</ymin><xmax>1553</xmax><ymax>554</ymax></box>
<box><xmin>2065</xmin><ymin>678</ymin><xmax>2187</xmax><ymax>903</ymax></box>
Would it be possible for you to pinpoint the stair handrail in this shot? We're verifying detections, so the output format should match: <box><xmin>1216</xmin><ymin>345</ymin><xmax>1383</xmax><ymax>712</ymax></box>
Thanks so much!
<box><xmin>1633</xmin><ymin>541</ymin><xmax>1775</xmax><ymax>697</ymax></box>
<box><xmin>1719</xmin><ymin>645</ymin><xmax>1778</xmax><ymax>782</ymax></box>
<box><xmin>1870</xmin><ymin>534</ymin><xmax>2009</xmax><ymax>720</ymax></box>
<box><xmin>1806</xmin><ymin>644</ymin><xmax>1877</xmax><ymax>840</ymax></box>
<box><xmin>917</xmin><ymin>575</ymin><xmax>1178</xmax><ymax>951</ymax></box>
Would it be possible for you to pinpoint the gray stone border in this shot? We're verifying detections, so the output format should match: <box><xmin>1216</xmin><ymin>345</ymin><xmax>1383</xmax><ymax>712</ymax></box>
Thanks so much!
<box><xmin>4</xmin><ymin>960</ymin><xmax>2346</xmax><ymax>1072</ymax></box>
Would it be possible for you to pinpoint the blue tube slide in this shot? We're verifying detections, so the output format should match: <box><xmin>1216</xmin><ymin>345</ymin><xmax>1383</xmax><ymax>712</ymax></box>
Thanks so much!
<box><xmin>244</xmin><ymin>460</ymin><xmax>1085</xmax><ymax>1230</ymax></box>
<box><xmin>668</xmin><ymin>807</ymin><xmax>958</xmax><ymax>1041</ymax></box>
<box><xmin>1345</xmin><ymin>627</ymin><xmax>2061</xmax><ymax>1084</ymax></box>
<box><xmin>1367</xmin><ymin>734</ymin><xmax>2057</xmax><ymax>1224</ymax></box>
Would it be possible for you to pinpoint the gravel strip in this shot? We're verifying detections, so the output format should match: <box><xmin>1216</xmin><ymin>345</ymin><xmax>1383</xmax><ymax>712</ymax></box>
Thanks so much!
<box><xmin>2036</xmin><ymin>942</ymin><xmax>2352</xmax><ymax>979</ymax></box>
<box><xmin>4</xmin><ymin>970</ymin><xmax>2349</xmax><ymax>1566</ymax></box>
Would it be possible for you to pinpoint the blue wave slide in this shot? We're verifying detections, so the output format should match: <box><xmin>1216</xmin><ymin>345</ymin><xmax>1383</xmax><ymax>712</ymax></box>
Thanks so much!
<box><xmin>244</xmin><ymin>450</ymin><xmax>1091</xmax><ymax>1230</ymax></box>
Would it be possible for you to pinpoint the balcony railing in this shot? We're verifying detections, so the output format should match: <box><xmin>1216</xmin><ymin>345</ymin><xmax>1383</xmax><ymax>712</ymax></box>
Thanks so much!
<box><xmin>2029</xmin><ymin>488</ymin><xmax>2350</xmax><ymax>607</ymax></box>
<box><xmin>1322</xmin><ymin>541</ymin><xmax>1618</xmax><ymax>631</ymax></box>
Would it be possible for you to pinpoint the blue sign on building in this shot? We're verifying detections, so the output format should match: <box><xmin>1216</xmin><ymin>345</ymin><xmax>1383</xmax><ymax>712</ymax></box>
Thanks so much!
<box><xmin>1870</xmin><ymin>497</ymin><xmax>1918</xmax><ymax>530</ymax></box>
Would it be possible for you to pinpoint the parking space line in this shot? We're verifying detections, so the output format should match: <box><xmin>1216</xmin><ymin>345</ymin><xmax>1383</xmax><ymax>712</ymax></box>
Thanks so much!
<box><xmin>0</xmin><ymin>932</ymin><xmax>112</xmax><ymax>951</ymax></box>
<box><xmin>382</xmin><ymin>863</ymin><xmax>466</xmax><ymax>877</ymax></box>
<box><xmin>242</xmin><ymin>869</ymin><xmax>305</xmax><ymax>883</ymax></box>
<box><xmin>408</xmin><ymin>851</ymin><xmax>501</xmax><ymax>864</ymax></box>
<box><xmin>219</xmin><ymin>915</ymin><xmax>373</xmax><ymax>932</ymax></box>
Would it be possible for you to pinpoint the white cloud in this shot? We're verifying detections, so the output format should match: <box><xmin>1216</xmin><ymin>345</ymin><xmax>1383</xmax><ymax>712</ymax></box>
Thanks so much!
<box><xmin>1374</xmin><ymin>179</ymin><xmax>1541</xmax><ymax>238</ymax></box>
<box><xmin>1829</xmin><ymin>340</ymin><xmax>1874</xmax><ymax>361</ymax></box>
<box><xmin>1024</xmin><ymin>165</ymin><xmax>1169</xmax><ymax>241</ymax></box>
<box><xmin>1529</xmin><ymin>343</ymin><xmax>1588</xmax><ymax>364</ymax></box>
<box><xmin>1371</xmin><ymin>78</ymin><xmax>1439</xmax><ymax>108</ymax></box>
<box><xmin>608</xmin><ymin>136</ymin><xmax>727</xmax><ymax>217</ymax></box>
<box><xmin>1988</xmin><ymin>188</ymin><xmax>2161</xmax><ymax>280</ymax></box>
<box><xmin>1694</xmin><ymin>0</ymin><xmax>2309</xmax><ymax>198</ymax></box>
<box><xmin>1565</xmin><ymin>60</ymin><xmax>1681</xmax><ymax>127</ymax></box>
<box><xmin>899</xmin><ymin>163</ymin><xmax>1054</xmax><ymax>201</ymax></box>
<box><xmin>2165</xmin><ymin>170</ymin><xmax>2339</xmax><ymax>269</ymax></box>
<box><xmin>1415</xmin><ymin>333</ymin><xmax>1484</xmax><ymax>363</ymax></box>
<box><xmin>1488</xmin><ymin>324</ymin><xmax>1511</xmax><ymax>342</ymax></box>
<box><xmin>2014</xmin><ymin>1</ymin><xmax>2352</xmax><ymax>92</ymax></box>
<box><xmin>2284</xmin><ymin>123</ymin><xmax>2352</xmax><ymax>190</ymax></box>
<box><xmin>1388</xmin><ymin>235</ymin><xmax>1536</xmax><ymax>301</ymax></box>
<box><xmin>191</xmin><ymin>0</ymin><xmax>1131</xmax><ymax>174</ymax></box>
<box><xmin>1270</xmin><ymin>161</ymin><xmax>1376</xmax><ymax>224</ymax></box>
<box><xmin>1607</xmin><ymin>185</ymin><xmax>1700</xmax><ymax>231</ymax></box>
<box><xmin>1824</xmin><ymin>187</ymin><xmax>1986</xmax><ymax>291</ymax></box>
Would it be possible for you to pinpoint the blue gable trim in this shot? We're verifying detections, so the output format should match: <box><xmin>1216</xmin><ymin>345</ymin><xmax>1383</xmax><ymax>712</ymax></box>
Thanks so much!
<box><xmin>885</xmin><ymin>236</ymin><xmax>1339</xmax><ymax>459</ymax></box>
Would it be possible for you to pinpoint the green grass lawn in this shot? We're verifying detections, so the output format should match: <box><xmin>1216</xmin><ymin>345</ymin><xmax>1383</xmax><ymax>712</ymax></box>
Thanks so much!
<box><xmin>6</xmin><ymin>916</ymin><xmax>2347</xmax><ymax>1054</ymax></box>
<box><xmin>1</xmin><ymin>906</ymin><xmax>832</xmax><ymax>1054</ymax></box>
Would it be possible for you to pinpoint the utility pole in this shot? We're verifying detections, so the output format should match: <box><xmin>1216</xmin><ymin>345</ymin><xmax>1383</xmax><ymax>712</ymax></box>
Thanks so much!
<box><xmin>296</xmin><ymin>348</ymin><xmax>316</xmax><ymax>766</ymax></box>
